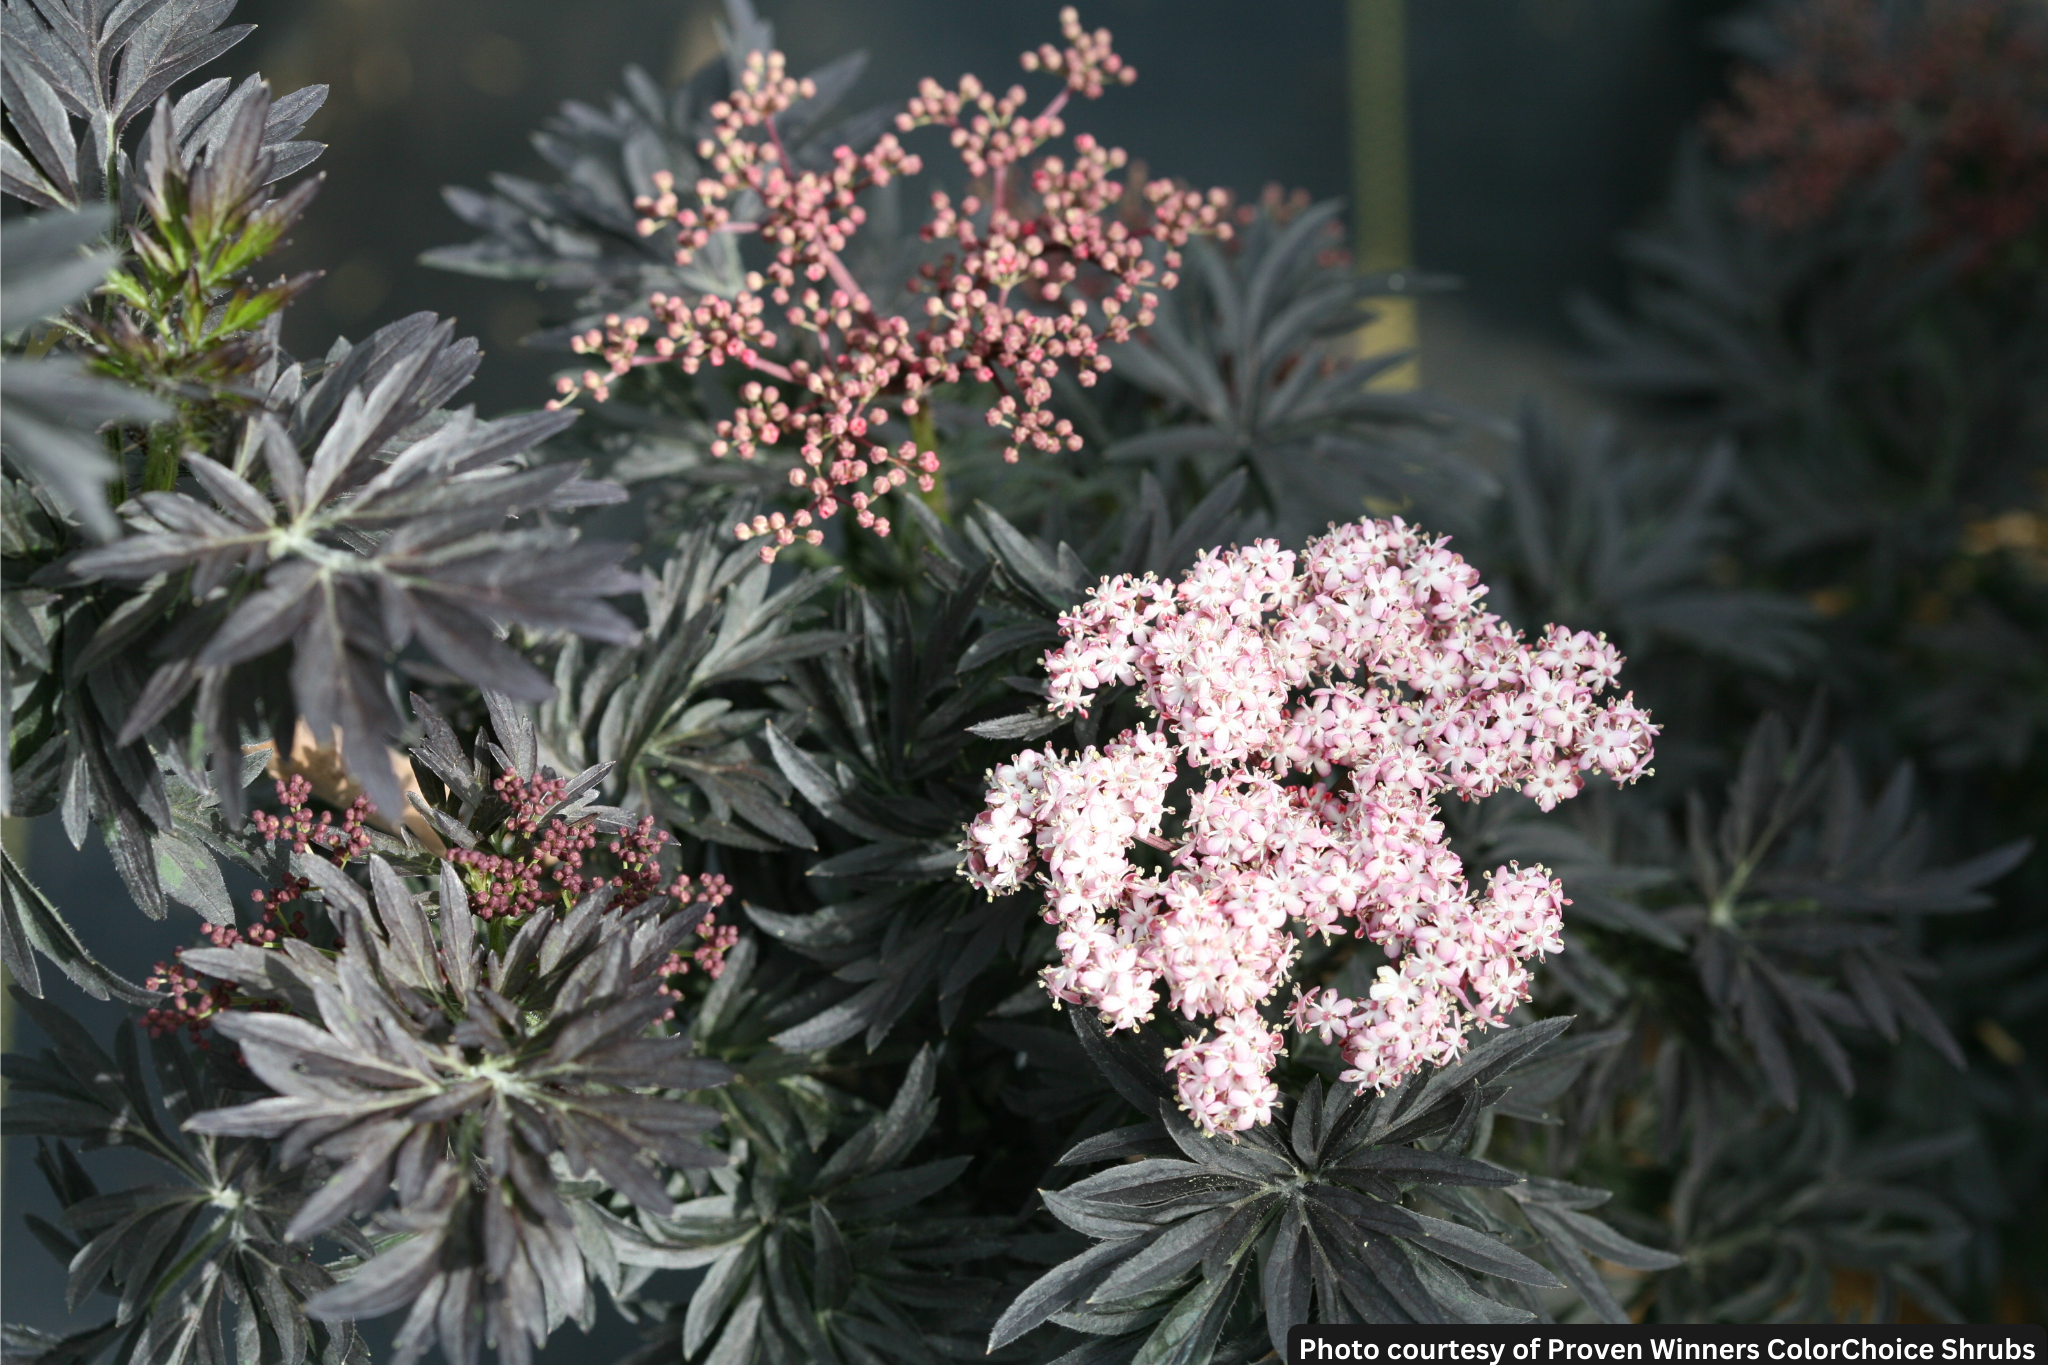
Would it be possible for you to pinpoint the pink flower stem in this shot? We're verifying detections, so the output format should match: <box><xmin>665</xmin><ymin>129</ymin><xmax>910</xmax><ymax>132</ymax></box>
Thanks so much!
<box><xmin>761</xmin><ymin>111</ymin><xmax>866</xmax><ymax>302</ymax></box>
<box><xmin>821</xmin><ymin>248</ymin><xmax>865</xmax><ymax>300</ymax></box>
<box><xmin>737</xmin><ymin>353</ymin><xmax>796</xmax><ymax>383</ymax></box>
<box><xmin>765</xmin><ymin>114</ymin><xmax>796</xmax><ymax>180</ymax></box>
<box><xmin>610</xmin><ymin>348</ymin><xmax>793</xmax><ymax>385</ymax></box>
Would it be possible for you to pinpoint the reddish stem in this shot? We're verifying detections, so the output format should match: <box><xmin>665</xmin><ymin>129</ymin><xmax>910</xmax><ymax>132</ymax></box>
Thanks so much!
<box><xmin>737</xmin><ymin>353</ymin><xmax>796</xmax><ymax>383</ymax></box>
<box><xmin>762</xmin><ymin>112</ymin><xmax>871</xmax><ymax>308</ymax></box>
<box><xmin>821</xmin><ymin>249</ymin><xmax>865</xmax><ymax>300</ymax></box>
<box><xmin>764</xmin><ymin>113</ymin><xmax>796</xmax><ymax>180</ymax></box>
<box><xmin>615</xmin><ymin>348</ymin><xmax>794</xmax><ymax>385</ymax></box>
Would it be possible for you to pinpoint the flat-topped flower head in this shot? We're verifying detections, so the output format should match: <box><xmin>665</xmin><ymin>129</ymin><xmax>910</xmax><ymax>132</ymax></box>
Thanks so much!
<box><xmin>963</xmin><ymin>516</ymin><xmax>1658</xmax><ymax>1134</ymax></box>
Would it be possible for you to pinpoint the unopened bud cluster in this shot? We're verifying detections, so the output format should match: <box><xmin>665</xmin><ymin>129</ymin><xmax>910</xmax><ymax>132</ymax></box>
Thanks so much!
<box><xmin>963</xmin><ymin>518</ymin><xmax>1659</xmax><ymax>1134</ymax></box>
<box><xmin>554</xmin><ymin>9</ymin><xmax>1231</xmax><ymax>560</ymax></box>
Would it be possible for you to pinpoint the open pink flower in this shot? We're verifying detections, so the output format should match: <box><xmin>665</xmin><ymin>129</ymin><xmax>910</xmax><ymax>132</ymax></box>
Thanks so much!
<box><xmin>964</xmin><ymin>516</ymin><xmax>1658</xmax><ymax>1134</ymax></box>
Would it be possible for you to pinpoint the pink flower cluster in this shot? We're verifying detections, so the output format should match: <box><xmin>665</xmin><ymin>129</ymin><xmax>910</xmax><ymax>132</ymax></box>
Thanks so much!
<box><xmin>656</xmin><ymin>880</ymin><xmax>740</xmax><ymax>1019</ymax></box>
<box><xmin>144</xmin><ymin>898</ymin><xmax>311</xmax><ymax>1045</ymax></box>
<box><xmin>449</xmin><ymin>789</ymin><xmax>728</xmax><ymax>922</ymax></box>
<box><xmin>143</xmin><ymin>958</ymin><xmax>234</xmax><ymax>1045</ymax></box>
<box><xmin>152</xmin><ymin>768</ymin><xmax>743</xmax><ymax>1043</ymax></box>
<box><xmin>962</xmin><ymin>518</ymin><xmax>1658</xmax><ymax>1134</ymax></box>
<box><xmin>552</xmin><ymin>9</ymin><xmax>1231</xmax><ymax>561</ymax></box>
<box><xmin>250</xmin><ymin>775</ymin><xmax>372</xmax><ymax>860</ymax></box>
<box><xmin>495</xmin><ymin>769</ymin><xmax>569</xmax><ymax>835</ymax></box>
<box><xmin>448</xmin><ymin>782</ymin><xmax>603</xmax><ymax>920</ymax></box>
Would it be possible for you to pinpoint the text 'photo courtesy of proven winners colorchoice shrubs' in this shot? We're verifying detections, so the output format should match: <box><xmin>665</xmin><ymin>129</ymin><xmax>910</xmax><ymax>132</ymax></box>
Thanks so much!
<box><xmin>1</xmin><ymin>0</ymin><xmax>2044</xmax><ymax>1361</ymax></box>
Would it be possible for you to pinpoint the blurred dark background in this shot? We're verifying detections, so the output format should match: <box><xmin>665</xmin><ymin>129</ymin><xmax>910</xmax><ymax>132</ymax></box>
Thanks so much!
<box><xmin>2</xmin><ymin>0</ymin><xmax>1749</xmax><ymax>1348</ymax></box>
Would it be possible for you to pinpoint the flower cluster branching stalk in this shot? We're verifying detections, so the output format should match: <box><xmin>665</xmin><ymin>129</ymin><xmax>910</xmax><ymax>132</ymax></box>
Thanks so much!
<box><xmin>551</xmin><ymin>8</ymin><xmax>1232</xmax><ymax>559</ymax></box>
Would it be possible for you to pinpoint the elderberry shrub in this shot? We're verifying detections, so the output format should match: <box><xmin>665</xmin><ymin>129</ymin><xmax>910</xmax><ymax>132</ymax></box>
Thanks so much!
<box><xmin>4</xmin><ymin>0</ymin><xmax>2042</xmax><ymax>1358</ymax></box>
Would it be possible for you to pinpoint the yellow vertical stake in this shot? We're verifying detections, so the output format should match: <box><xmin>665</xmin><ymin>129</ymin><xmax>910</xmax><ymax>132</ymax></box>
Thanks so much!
<box><xmin>1348</xmin><ymin>0</ymin><xmax>1419</xmax><ymax>391</ymax></box>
